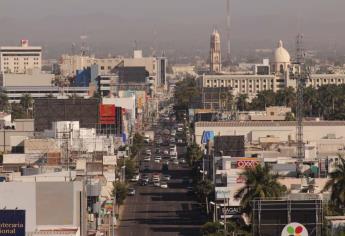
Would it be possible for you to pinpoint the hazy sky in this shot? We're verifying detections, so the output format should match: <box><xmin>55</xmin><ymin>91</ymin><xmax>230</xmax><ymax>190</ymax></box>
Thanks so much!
<box><xmin>1</xmin><ymin>0</ymin><xmax>344</xmax><ymax>58</ymax></box>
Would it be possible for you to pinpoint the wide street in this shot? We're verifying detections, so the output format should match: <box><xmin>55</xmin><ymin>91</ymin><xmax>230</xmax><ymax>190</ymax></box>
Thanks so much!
<box><xmin>117</xmin><ymin>115</ymin><xmax>207</xmax><ymax>236</ymax></box>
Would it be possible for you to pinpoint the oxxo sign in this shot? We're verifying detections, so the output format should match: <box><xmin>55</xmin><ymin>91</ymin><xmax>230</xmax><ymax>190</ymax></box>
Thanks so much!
<box><xmin>236</xmin><ymin>158</ymin><xmax>260</xmax><ymax>169</ymax></box>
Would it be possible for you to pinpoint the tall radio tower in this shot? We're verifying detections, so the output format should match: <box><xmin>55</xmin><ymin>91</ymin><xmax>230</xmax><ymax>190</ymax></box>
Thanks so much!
<box><xmin>226</xmin><ymin>0</ymin><xmax>231</xmax><ymax>64</ymax></box>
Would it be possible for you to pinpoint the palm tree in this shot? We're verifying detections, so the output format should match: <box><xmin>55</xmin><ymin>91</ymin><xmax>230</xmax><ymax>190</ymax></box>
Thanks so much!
<box><xmin>322</xmin><ymin>156</ymin><xmax>345</xmax><ymax>214</ymax></box>
<box><xmin>234</xmin><ymin>164</ymin><xmax>285</xmax><ymax>214</ymax></box>
<box><xmin>236</xmin><ymin>94</ymin><xmax>248</xmax><ymax>111</ymax></box>
<box><xmin>19</xmin><ymin>94</ymin><xmax>33</xmax><ymax>118</ymax></box>
<box><xmin>0</xmin><ymin>93</ymin><xmax>9</xmax><ymax>112</ymax></box>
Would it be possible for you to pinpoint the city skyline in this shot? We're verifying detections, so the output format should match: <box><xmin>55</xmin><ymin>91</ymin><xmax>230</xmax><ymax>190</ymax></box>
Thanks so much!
<box><xmin>1</xmin><ymin>0</ymin><xmax>344</xmax><ymax>58</ymax></box>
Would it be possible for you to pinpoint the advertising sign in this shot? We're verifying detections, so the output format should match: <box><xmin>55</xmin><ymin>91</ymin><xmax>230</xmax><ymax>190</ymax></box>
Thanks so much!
<box><xmin>281</xmin><ymin>223</ymin><xmax>308</xmax><ymax>236</ymax></box>
<box><xmin>99</xmin><ymin>104</ymin><xmax>116</xmax><ymax>124</ymax></box>
<box><xmin>236</xmin><ymin>158</ymin><xmax>260</xmax><ymax>169</ymax></box>
<box><xmin>0</xmin><ymin>210</ymin><xmax>25</xmax><ymax>236</ymax></box>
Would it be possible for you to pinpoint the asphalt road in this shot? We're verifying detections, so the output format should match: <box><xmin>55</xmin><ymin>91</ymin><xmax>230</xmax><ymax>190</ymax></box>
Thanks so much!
<box><xmin>117</xmin><ymin>121</ymin><xmax>207</xmax><ymax>236</ymax></box>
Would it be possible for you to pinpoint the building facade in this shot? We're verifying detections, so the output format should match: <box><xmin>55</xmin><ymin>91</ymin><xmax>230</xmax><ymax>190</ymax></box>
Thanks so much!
<box><xmin>199</xmin><ymin>40</ymin><xmax>345</xmax><ymax>99</ymax></box>
<box><xmin>0</xmin><ymin>40</ymin><xmax>42</xmax><ymax>74</ymax></box>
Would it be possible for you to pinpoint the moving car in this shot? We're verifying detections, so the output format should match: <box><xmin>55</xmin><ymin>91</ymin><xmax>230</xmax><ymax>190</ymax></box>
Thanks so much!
<box><xmin>160</xmin><ymin>182</ymin><xmax>168</xmax><ymax>189</ymax></box>
<box><xmin>145</xmin><ymin>149</ymin><xmax>152</xmax><ymax>155</ymax></box>
<box><xmin>172</xmin><ymin>159</ymin><xmax>179</xmax><ymax>165</ymax></box>
<box><xmin>154</xmin><ymin>158</ymin><xmax>161</xmax><ymax>163</ymax></box>
<box><xmin>130</xmin><ymin>174</ymin><xmax>140</xmax><ymax>182</ymax></box>
<box><xmin>162</xmin><ymin>163</ymin><xmax>169</xmax><ymax>172</ymax></box>
<box><xmin>127</xmin><ymin>188</ymin><xmax>136</xmax><ymax>196</ymax></box>
<box><xmin>179</xmin><ymin>158</ymin><xmax>186</xmax><ymax>164</ymax></box>
<box><xmin>153</xmin><ymin>181</ymin><xmax>160</xmax><ymax>187</ymax></box>
<box><xmin>162</xmin><ymin>175</ymin><xmax>171</xmax><ymax>181</ymax></box>
<box><xmin>144</xmin><ymin>156</ymin><xmax>151</xmax><ymax>162</ymax></box>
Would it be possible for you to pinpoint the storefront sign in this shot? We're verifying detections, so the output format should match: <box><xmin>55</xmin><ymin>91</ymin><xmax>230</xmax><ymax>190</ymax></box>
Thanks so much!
<box><xmin>0</xmin><ymin>210</ymin><xmax>25</xmax><ymax>236</ymax></box>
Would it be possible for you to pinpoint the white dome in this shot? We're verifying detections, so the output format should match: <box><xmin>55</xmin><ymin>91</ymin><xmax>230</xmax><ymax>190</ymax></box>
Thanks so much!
<box><xmin>274</xmin><ymin>40</ymin><xmax>290</xmax><ymax>63</ymax></box>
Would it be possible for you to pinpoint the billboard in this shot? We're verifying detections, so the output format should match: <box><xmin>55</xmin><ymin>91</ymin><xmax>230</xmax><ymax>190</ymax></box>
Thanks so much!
<box><xmin>236</xmin><ymin>158</ymin><xmax>260</xmax><ymax>169</ymax></box>
<box><xmin>252</xmin><ymin>200</ymin><xmax>322</xmax><ymax>236</ymax></box>
<box><xmin>99</xmin><ymin>104</ymin><xmax>116</xmax><ymax>124</ymax></box>
<box><xmin>0</xmin><ymin>210</ymin><xmax>25</xmax><ymax>236</ymax></box>
<box><xmin>34</xmin><ymin>98</ymin><xmax>99</xmax><ymax>132</ymax></box>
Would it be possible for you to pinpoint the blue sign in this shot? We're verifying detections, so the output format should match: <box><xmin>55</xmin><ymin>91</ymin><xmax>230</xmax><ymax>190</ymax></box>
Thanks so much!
<box><xmin>0</xmin><ymin>210</ymin><xmax>25</xmax><ymax>236</ymax></box>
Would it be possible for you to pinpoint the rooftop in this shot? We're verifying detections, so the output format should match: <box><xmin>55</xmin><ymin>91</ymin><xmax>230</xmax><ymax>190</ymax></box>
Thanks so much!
<box><xmin>195</xmin><ymin>120</ymin><xmax>345</xmax><ymax>127</ymax></box>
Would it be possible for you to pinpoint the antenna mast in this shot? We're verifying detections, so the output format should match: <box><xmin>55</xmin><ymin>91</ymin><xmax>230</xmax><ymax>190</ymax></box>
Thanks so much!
<box><xmin>226</xmin><ymin>0</ymin><xmax>231</xmax><ymax>64</ymax></box>
<box><xmin>294</xmin><ymin>33</ymin><xmax>309</xmax><ymax>161</ymax></box>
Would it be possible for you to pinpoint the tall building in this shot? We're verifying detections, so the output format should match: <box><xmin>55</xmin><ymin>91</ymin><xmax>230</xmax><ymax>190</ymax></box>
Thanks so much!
<box><xmin>210</xmin><ymin>29</ymin><xmax>222</xmax><ymax>74</ymax></box>
<box><xmin>0</xmin><ymin>40</ymin><xmax>42</xmax><ymax>74</ymax></box>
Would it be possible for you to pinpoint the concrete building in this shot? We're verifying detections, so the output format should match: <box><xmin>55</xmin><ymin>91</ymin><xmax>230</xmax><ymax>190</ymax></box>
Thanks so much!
<box><xmin>0</xmin><ymin>40</ymin><xmax>42</xmax><ymax>74</ymax></box>
<box><xmin>195</xmin><ymin>120</ymin><xmax>345</xmax><ymax>147</ymax></box>
<box><xmin>0</xmin><ymin>179</ymin><xmax>86</xmax><ymax>236</ymax></box>
<box><xmin>198</xmin><ymin>40</ymin><xmax>345</xmax><ymax>99</ymax></box>
<box><xmin>0</xmin><ymin>119</ymin><xmax>34</xmax><ymax>152</ymax></box>
<box><xmin>60</xmin><ymin>50</ymin><xmax>167</xmax><ymax>90</ymax></box>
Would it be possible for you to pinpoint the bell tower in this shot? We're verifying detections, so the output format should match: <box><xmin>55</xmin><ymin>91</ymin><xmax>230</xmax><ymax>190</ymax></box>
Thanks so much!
<box><xmin>210</xmin><ymin>29</ymin><xmax>222</xmax><ymax>74</ymax></box>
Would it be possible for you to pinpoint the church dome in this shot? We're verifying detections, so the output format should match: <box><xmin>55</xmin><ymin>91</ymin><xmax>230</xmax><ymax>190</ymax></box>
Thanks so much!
<box><xmin>274</xmin><ymin>40</ymin><xmax>290</xmax><ymax>63</ymax></box>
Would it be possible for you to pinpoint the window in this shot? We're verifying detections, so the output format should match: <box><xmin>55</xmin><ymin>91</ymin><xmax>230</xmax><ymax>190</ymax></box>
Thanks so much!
<box><xmin>242</xmin><ymin>85</ymin><xmax>245</xmax><ymax>88</ymax></box>
<box><xmin>256</xmin><ymin>85</ymin><xmax>259</xmax><ymax>88</ymax></box>
<box><xmin>280</xmin><ymin>64</ymin><xmax>284</xmax><ymax>73</ymax></box>
<box><xmin>101</xmin><ymin>66</ymin><xmax>105</xmax><ymax>70</ymax></box>
<box><xmin>108</xmin><ymin>66</ymin><xmax>111</xmax><ymax>70</ymax></box>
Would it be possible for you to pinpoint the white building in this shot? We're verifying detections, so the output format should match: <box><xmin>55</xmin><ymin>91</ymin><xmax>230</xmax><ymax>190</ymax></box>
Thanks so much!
<box><xmin>0</xmin><ymin>40</ymin><xmax>42</xmax><ymax>74</ymax></box>
<box><xmin>198</xmin><ymin>40</ymin><xmax>345</xmax><ymax>99</ymax></box>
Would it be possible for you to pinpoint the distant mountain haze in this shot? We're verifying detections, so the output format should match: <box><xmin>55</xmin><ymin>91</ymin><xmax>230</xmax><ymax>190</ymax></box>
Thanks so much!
<box><xmin>1</xmin><ymin>0</ymin><xmax>344</xmax><ymax>58</ymax></box>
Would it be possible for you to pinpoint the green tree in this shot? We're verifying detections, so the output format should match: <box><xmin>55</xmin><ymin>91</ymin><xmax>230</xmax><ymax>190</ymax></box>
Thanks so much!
<box><xmin>194</xmin><ymin>179</ymin><xmax>213</xmax><ymax>214</ymax></box>
<box><xmin>322</xmin><ymin>156</ymin><xmax>345</xmax><ymax>214</ymax></box>
<box><xmin>174</xmin><ymin>76</ymin><xmax>200</xmax><ymax>108</ymax></box>
<box><xmin>113</xmin><ymin>182</ymin><xmax>128</xmax><ymax>211</ymax></box>
<box><xmin>0</xmin><ymin>93</ymin><xmax>9</xmax><ymax>112</ymax></box>
<box><xmin>186</xmin><ymin>143</ymin><xmax>203</xmax><ymax>166</ymax></box>
<box><xmin>19</xmin><ymin>94</ymin><xmax>33</xmax><ymax>118</ymax></box>
<box><xmin>236</xmin><ymin>94</ymin><xmax>248</xmax><ymax>111</ymax></box>
<box><xmin>234</xmin><ymin>164</ymin><xmax>285</xmax><ymax>214</ymax></box>
<box><xmin>201</xmin><ymin>221</ymin><xmax>223</xmax><ymax>236</ymax></box>
<box><xmin>250</xmin><ymin>90</ymin><xmax>276</xmax><ymax>110</ymax></box>
<box><xmin>10</xmin><ymin>103</ymin><xmax>26</xmax><ymax>120</ymax></box>
<box><xmin>124</xmin><ymin>158</ymin><xmax>136</xmax><ymax>180</ymax></box>
<box><xmin>130</xmin><ymin>133</ymin><xmax>145</xmax><ymax>157</ymax></box>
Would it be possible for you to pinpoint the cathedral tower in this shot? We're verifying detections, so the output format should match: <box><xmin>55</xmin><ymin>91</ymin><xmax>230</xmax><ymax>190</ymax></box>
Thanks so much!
<box><xmin>210</xmin><ymin>29</ymin><xmax>222</xmax><ymax>74</ymax></box>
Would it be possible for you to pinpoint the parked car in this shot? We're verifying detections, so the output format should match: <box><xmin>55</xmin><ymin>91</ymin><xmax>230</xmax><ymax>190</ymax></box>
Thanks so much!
<box><xmin>153</xmin><ymin>181</ymin><xmax>160</xmax><ymax>187</ymax></box>
<box><xmin>179</xmin><ymin>158</ymin><xmax>186</xmax><ymax>164</ymax></box>
<box><xmin>144</xmin><ymin>156</ymin><xmax>151</xmax><ymax>162</ymax></box>
<box><xmin>127</xmin><ymin>188</ymin><xmax>136</xmax><ymax>196</ymax></box>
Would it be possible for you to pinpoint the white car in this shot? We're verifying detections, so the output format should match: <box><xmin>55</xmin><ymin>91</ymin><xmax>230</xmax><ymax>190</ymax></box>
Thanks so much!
<box><xmin>154</xmin><ymin>158</ymin><xmax>161</xmax><ymax>163</ymax></box>
<box><xmin>145</xmin><ymin>149</ymin><xmax>152</xmax><ymax>155</ymax></box>
<box><xmin>144</xmin><ymin>156</ymin><xmax>151</xmax><ymax>162</ymax></box>
<box><xmin>162</xmin><ymin>175</ymin><xmax>171</xmax><ymax>181</ymax></box>
<box><xmin>172</xmin><ymin>159</ymin><xmax>179</xmax><ymax>165</ymax></box>
<box><xmin>155</xmin><ymin>156</ymin><xmax>162</xmax><ymax>161</ymax></box>
<box><xmin>177</xmin><ymin>139</ymin><xmax>183</xmax><ymax>144</ymax></box>
<box><xmin>131</xmin><ymin>174</ymin><xmax>140</xmax><ymax>182</ymax></box>
<box><xmin>163</xmin><ymin>150</ymin><xmax>169</xmax><ymax>155</ymax></box>
<box><xmin>177</xmin><ymin>127</ymin><xmax>183</xmax><ymax>132</ymax></box>
<box><xmin>160</xmin><ymin>182</ymin><xmax>168</xmax><ymax>189</ymax></box>
<box><xmin>153</xmin><ymin>181</ymin><xmax>160</xmax><ymax>187</ymax></box>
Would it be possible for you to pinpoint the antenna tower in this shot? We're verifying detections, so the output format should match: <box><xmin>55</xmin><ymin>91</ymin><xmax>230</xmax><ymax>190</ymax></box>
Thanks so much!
<box><xmin>293</xmin><ymin>33</ymin><xmax>310</xmax><ymax>161</ymax></box>
<box><xmin>226</xmin><ymin>0</ymin><xmax>231</xmax><ymax>63</ymax></box>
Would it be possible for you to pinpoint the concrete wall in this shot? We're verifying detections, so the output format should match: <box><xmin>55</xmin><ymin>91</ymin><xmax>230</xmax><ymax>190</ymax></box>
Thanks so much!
<box><xmin>0</xmin><ymin>182</ymin><xmax>37</xmax><ymax>232</ymax></box>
